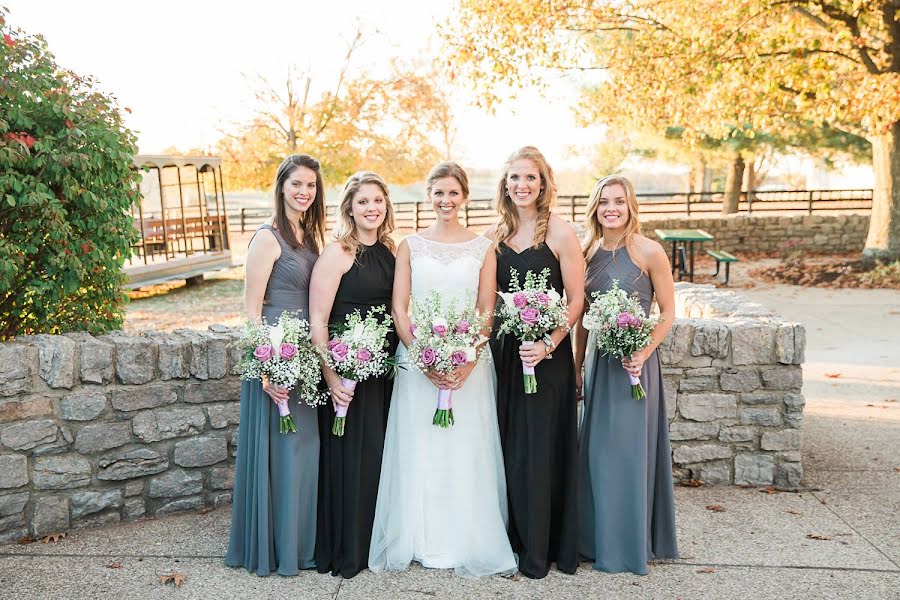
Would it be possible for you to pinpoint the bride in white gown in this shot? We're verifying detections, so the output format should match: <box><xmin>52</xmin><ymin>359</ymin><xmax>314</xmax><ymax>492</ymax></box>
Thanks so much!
<box><xmin>369</xmin><ymin>162</ymin><xmax>516</xmax><ymax>578</ymax></box>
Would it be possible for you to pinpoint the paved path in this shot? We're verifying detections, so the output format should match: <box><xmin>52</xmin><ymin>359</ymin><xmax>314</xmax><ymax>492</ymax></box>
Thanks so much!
<box><xmin>2</xmin><ymin>285</ymin><xmax>899</xmax><ymax>599</ymax></box>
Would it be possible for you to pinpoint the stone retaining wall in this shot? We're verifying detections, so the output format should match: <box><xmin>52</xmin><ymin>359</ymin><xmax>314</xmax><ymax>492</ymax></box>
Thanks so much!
<box><xmin>643</xmin><ymin>212</ymin><xmax>869</xmax><ymax>254</ymax></box>
<box><xmin>0</xmin><ymin>285</ymin><xmax>804</xmax><ymax>540</ymax></box>
<box><xmin>662</xmin><ymin>283</ymin><xmax>805</xmax><ymax>488</ymax></box>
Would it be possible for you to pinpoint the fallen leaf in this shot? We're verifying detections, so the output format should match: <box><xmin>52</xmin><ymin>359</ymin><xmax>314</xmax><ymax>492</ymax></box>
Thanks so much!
<box><xmin>107</xmin><ymin>562</ymin><xmax>123</xmax><ymax>569</ymax></box>
<box><xmin>760</xmin><ymin>486</ymin><xmax>780</xmax><ymax>494</ymax></box>
<box><xmin>886</xmin><ymin>399</ymin><xmax>897</xmax><ymax>403</ymax></box>
<box><xmin>40</xmin><ymin>532</ymin><xmax>67</xmax><ymax>543</ymax></box>
<box><xmin>17</xmin><ymin>536</ymin><xmax>34</xmax><ymax>545</ymax></box>
<box><xmin>834</xmin><ymin>532</ymin><xmax>853</xmax><ymax>537</ymax></box>
<box><xmin>824</xmin><ymin>373</ymin><xmax>842</xmax><ymax>378</ymax></box>
<box><xmin>705</xmin><ymin>504</ymin><xmax>726</xmax><ymax>512</ymax></box>
<box><xmin>159</xmin><ymin>573</ymin><xmax>187</xmax><ymax>587</ymax></box>
<box><xmin>696</xmin><ymin>567</ymin><xmax>717</xmax><ymax>573</ymax></box>
<box><xmin>866</xmin><ymin>403</ymin><xmax>875</xmax><ymax>407</ymax></box>
<box><xmin>807</xmin><ymin>534</ymin><xmax>831</xmax><ymax>541</ymax></box>
<box><xmin>678</xmin><ymin>479</ymin><xmax>704</xmax><ymax>487</ymax></box>
<box><xmin>786</xmin><ymin>510</ymin><xmax>802</xmax><ymax>515</ymax></box>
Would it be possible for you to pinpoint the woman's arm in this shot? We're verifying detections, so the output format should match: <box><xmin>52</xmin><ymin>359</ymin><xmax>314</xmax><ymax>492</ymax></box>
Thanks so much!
<box><xmin>622</xmin><ymin>239</ymin><xmax>675</xmax><ymax>377</ymax></box>
<box><xmin>520</xmin><ymin>218</ymin><xmax>586</xmax><ymax>369</ymax></box>
<box><xmin>308</xmin><ymin>242</ymin><xmax>355</xmax><ymax>407</ymax></box>
<box><xmin>391</xmin><ymin>240</ymin><xmax>414</xmax><ymax>349</ymax></box>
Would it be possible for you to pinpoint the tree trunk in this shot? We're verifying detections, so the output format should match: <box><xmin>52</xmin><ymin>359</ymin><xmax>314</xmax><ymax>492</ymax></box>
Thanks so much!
<box><xmin>864</xmin><ymin>121</ymin><xmax>900</xmax><ymax>259</ymax></box>
<box><xmin>690</xmin><ymin>158</ymin><xmax>711</xmax><ymax>193</ymax></box>
<box><xmin>743</xmin><ymin>156</ymin><xmax>756</xmax><ymax>201</ymax></box>
<box><xmin>722</xmin><ymin>154</ymin><xmax>745</xmax><ymax>214</ymax></box>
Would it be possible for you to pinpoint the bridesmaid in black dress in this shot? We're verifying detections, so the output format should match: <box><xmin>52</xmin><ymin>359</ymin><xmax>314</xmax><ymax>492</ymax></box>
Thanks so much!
<box><xmin>487</xmin><ymin>146</ymin><xmax>584</xmax><ymax>579</ymax></box>
<box><xmin>309</xmin><ymin>171</ymin><xmax>396</xmax><ymax>579</ymax></box>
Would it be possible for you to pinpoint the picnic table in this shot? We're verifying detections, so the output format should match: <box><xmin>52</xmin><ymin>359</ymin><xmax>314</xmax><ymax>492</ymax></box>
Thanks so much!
<box><xmin>655</xmin><ymin>228</ymin><xmax>715</xmax><ymax>282</ymax></box>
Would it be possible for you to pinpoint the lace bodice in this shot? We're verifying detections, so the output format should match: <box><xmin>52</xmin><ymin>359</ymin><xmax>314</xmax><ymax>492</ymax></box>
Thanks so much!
<box><xmin>406</xmin><ymin>234</ymin><xmax>491</xmax><ymax>307</ymax></box>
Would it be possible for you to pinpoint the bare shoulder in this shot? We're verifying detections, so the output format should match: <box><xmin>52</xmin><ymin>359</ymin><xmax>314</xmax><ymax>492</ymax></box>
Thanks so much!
<box><xmin>547</xmin><ymin>214</ymin><xmax>579</xmax><ymax>247</ymax></box>
<box><xmin>320</xmin><ymin>240</ymin><xmax>354</xmax><ymax>261</ymax></box>
<box><xmin>248</xmin><ymin>227</ymin><xmax>279</xmax><ymax>253</ymax></box>
<box><xmin>484</xmin><ymin>224</ymin><xmax>500</xmax><ymax>242</ymax></box>
<box><xmin>633</xmin><ymin>234</ymin><xmax>668</xmax><ymax>265</ymax></box>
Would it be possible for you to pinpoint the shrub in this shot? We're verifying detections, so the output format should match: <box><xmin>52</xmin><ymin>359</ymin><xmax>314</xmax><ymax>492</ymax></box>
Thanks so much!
<box><xmin>0</xmin><ymin>9</ymin><xmax>139</xmax><ymax>339</ymax></box>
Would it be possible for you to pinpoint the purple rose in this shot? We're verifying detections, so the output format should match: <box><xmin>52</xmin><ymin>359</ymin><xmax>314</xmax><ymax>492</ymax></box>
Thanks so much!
<box><xmin>254</xmin><ymin>344</ymin><xmax>274</xmax><ymax>362</ymax></box>
<box><xmin>279</xmin><ymin>343</ymin><xmax>297</xmax><ymax>360</ymax></box>
<box><xmin>631</xmin><ymin>315</ymin><xmax>643</xmax><ymax>328</ymax></box>
<box><xmin>535</xmin><ymin>292</ymin><xmax>551</xmax><ymax>306</ymax></box>
<box><xmin>356</xmin><ymin>348</ymin><xmax>372</xmax><ymax>363</ymax></box>
<box><xmin>617</xmin><ymin>312</ymin><xmax>633</xmax><ymax>329</ymax></box>
<box><xmin>451</xmin><ymin>350</ymin><xmax>468</xmax><ymax>366</ymax></box>
<box><xmin>420</xmin><ymin>347</ymin><xmax>437</xmax><ymax>367</ymax></box>
<box><xmin>409</xmin><ymin>323</ymin><xmax>418</xmax><ymax>337</ymax></box>
<box><xmin>519</xmin><ymin>307</ymin><xmax>540</xmax><ymax>325</ymax></box>
<box><xmin>513</xmin><ymin>292</ymin><xmax>528</xmax><ymax>308</ymax></box>
<box><xmin>330</xmin><ymin>341</ymin><xmax>349</xmax><ymax>363</ymax></box>
<box><xmin>454</xmin><ymin>320</ymin><xmax>470</xmax><ymax>334</ymax></box>
<box><xmin>433</xmin><ymin>324</ymin><xmax>447</xmax><ymax>337</ymax></box>
<box><xmin>327</xmin><ymin>338</ymin><xmax>340</xmax><ymax>351</ymax></box>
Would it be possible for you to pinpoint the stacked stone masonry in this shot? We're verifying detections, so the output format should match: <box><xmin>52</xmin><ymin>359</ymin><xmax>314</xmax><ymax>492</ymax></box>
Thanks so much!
<box><xmin>644</xmin><ymin>213</ymin><xmax>869</xmax><ymax>254</ymax></box>
<box><xmin>0</xmin><ymin>285</ymin><xmax>804</xmax><ymax>540</ymax></box>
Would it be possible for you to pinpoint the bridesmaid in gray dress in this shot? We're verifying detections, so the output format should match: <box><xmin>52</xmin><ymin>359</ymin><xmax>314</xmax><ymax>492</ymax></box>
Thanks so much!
<box><xmin>574</xmin><ymin>175</ymin><xmax>679</xmax><ymax>575</ymax></box>
<box><xmin>226</xmin><ymin>154</ymin><xmax>326</xmax><ymax>576</ymax></box>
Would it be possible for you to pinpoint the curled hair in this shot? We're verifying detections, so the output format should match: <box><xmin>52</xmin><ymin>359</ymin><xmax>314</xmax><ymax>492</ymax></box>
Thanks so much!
<box><xmin>582</xmin><ymin>175</ymin><xmax>644</xmax><ymax>268</ymax></box>
<box><xmin>425</xmin><ymin>162</ymin><xmax>470</xmax><ymax>199</ymax></box>
<box><xmin>333</xmin><ymin>171</ymin><xmax>396</xmax><ymax>255</ymax></box>
<box><xmin>272</xmin><ymin>154</ymin><xmax>325</xmax><ymax>253</ymax></box>
<box><xmin>492</xmin><ymin>146</ymin><xmax>557</xmax><ymax>249</ymax></box>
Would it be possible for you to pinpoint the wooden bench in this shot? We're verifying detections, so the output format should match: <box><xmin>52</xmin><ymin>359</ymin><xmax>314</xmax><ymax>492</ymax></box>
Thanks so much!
<box><xmin>706</xmin><ymin>249</ymin><xmax>739</xmax><ymax>285</ymax></box>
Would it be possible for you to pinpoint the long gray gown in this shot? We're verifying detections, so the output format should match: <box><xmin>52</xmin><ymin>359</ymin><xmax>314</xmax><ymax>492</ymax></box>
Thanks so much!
<box><xmin>578</xmin><ymin>247</ymin><xmax>678</xmax><ymax>575</ymax></box>
<box><xmin>225</xmin><ymin>224</ymin><xmax>320</xmax><ymax>576</ymax></box>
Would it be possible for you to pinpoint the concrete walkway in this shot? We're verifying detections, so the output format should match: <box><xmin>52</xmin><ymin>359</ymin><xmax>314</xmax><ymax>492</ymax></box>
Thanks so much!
<box><xmin>2</xmin><ymin>285</ymin><xmax>898</xmax><ymax>599</ymax></box>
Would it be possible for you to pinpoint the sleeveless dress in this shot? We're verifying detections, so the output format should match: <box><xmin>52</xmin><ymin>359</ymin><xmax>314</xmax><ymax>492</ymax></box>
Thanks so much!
<box><xmin>368</xmin><ymin>234</ymin><xmax>516</xmax><ymax>578</ymax></box>
<box><xmin>492</xmin><ymin>242</ymin><xmax>579</xmax><ymax>578</ymax></box>
<box><xmin>225</xmin><ymin>224</ymin><xmax>320</xmax><ymax>576</ymax></box>
<box><xmin>579</xmin><ymin>247</ymin><xmax>679</xmax><ymax>575</ymax></box>
<box><xmin>316</xmin><ymin>242</ymin><xmax>396</xmax><ymax>579</ymax></box>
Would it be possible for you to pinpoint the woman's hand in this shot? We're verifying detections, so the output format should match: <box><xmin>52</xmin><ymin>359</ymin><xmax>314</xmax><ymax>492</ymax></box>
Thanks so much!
<box><xmin>447</xmin><ymin>362</ymin><xmax>476</xmax><ymax>391</ymax></box>
<box><xmin>262</xmin><ymin>377</ymin><xmax>289</xmax><ymax>404</ymax></box>
<box><xmin>519</xmin><ymin>341</ymin><xmax>549</xmax><ymax>369</ymax></box>
<box><xmin>325</xmin><ymin>372</ymin><xmax>354</xmax><ymax>409</ymax></box>
<box><xmin>575</xmin><ymin>368</ymin><xmax>584</xmax><ymax>401</ymax></box>
<box><xmin>424</xmin><ymin>369</ymin><xmax>448</xmax><ymax>390</ymax></box>
<box><xmin>621</xmin><ymin>350</ymin><xmax>648</xmax><ymax>378</ymax></box>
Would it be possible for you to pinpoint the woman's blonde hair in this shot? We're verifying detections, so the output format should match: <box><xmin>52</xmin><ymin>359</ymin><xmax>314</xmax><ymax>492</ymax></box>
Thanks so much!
<box><xmin>492</xmin><ymin>146</ymin><xmax>557</xmax><ymax>249</ymax></box>
<box><xmin>333</xmin><ymin>171</ymin><xmax>396</xmax><ymax>255</ymax></box>
<box><xmin>425</xmin><ymin>161</ymin><xmax>470</xmax><ymax>199</ymax></box>
<box><xmin>582</xmin><ymin>175</ymin><xmax>643</xmax><ymax>267</ymax></box>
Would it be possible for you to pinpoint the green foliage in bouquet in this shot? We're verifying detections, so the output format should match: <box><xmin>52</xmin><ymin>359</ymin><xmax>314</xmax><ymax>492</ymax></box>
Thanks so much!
<box><xmin>0</xmin><ymin>9</ymin><xmax>140</xmax><ymax>339</ymax></box>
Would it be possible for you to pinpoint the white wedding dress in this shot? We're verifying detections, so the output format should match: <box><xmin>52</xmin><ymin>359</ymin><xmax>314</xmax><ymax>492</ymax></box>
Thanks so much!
<box><xmin>368</xmin><ymin>234</ymin><xmax>516</xmax><ymax>577</ymax></box>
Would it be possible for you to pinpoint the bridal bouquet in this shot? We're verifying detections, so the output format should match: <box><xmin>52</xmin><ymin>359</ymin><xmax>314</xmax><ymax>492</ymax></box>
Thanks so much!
<box><xmin>408</xmin><ymin>290</ymin><xmax>488</xmax><ymax>428</ymax></box>
<box><xmin>321</xmin><ymin>305</ymin><xmax>394</xmax><ymax>436</ymax></box>
<box><xmin>237</xmin><ymin>312</ymin><xmax>328</xmax><ymax>433</ymax></box>
<box><xmin>496</xmin><ymin>267</ymin><xmax>570</xmax><ymax>394</ymax></box>
<box><xmin>582</xmin><ymin>280</ymin><xmax>659</xmax><ymax>400</ymax></box>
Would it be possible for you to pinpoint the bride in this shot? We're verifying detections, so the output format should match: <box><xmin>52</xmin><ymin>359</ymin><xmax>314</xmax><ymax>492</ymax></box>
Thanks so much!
<box><xmin>368</xmin><ymin>162</ymin><xmax>516</xmax><ymax>577</ymax></box>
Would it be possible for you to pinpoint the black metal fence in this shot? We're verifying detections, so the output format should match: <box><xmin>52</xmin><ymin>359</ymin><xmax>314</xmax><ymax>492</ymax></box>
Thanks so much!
<box><xmin>229</xmin><ymin>188</ymin><xmax>874</xmax><ymax>233</ymax></box>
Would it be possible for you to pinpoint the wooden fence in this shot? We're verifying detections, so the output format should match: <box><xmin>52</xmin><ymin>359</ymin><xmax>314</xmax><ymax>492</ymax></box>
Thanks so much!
<box><xmin>230</xmin><ymin>188</ymin><xmax>874</xmax><ymax>233</ymax></box>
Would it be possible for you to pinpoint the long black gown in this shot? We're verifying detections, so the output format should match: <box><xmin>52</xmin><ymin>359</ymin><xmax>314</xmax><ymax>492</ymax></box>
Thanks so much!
<box><xmin>315</xmin><ymin>241</ymin><xmax>396</xmax><ymax>578</ymax></box>
<box><xmin>492</xmin><ymin>242</ymin><xmax>579</xmax><ymax>579</ymax></box>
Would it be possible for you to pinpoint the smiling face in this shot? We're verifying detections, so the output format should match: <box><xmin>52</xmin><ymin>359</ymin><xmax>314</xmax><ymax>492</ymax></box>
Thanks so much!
<box><xmin>429</xmin><ymin>176</ymin><xmax>466</xmax><ymax>222</ymax></box>
<box><xmin>281</xmin><ymin>165</ymin><xmax>317</xmax><ymax>215</ymax></box>
<box><xmin>505</xmin><ymin>158</ymin><xmax>543</xmax><ymax>209</ymax></box>
<box><xmin>596</xmin><ymin>182</ymin><xmax>630</xmax><ymax>231</ymax></box>
<box><xmin>350</xmin><ymin>182</ymin><xmax>387</xmax><ymax>234</ymax></box>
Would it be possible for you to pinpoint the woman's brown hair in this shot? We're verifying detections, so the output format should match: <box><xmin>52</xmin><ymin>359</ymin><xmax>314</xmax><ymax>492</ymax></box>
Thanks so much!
<box><xmin>272</xmin><ymin>154</ymin><xmax>326</xmax><ymax>253</ymax></box>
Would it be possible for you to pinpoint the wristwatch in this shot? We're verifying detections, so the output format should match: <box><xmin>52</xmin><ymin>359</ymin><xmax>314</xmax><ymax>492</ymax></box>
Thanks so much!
<box><xmin>542</xmin><ymin>335</ymin><xmax>555</xmax><ymax>359</ymax></box>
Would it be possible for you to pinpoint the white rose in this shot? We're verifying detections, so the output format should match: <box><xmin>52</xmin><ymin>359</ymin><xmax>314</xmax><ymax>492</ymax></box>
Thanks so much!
<box><xmin>268</xmin><ymin>324</ymin><xmax>285</xmax><ymax>350</ymax></box>
<box><xmin>547</xmin><ymin>289</ymin><xmax>561</xmax><ymax>303</ymax></box>
<box><xmin>351</xmin><ymin>323</ymin><xmax>366</xmax><ymax>343</ymax></box>
<box><xmin>465</xmin><ymin>347</ymin><xmax>477</xmax><ymax>362</ymax></box>
<box><xmin>498</xmin><ymin>292</ymin><xmax>516</xmax><ymax>308</ymax></box>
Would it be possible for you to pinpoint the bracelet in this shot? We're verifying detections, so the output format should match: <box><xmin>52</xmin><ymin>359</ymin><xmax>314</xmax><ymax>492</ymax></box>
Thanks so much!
<box><xmin>542</xmin><ymin>335</ymin><xmax>555</xmax><ymax>359</ymax></box>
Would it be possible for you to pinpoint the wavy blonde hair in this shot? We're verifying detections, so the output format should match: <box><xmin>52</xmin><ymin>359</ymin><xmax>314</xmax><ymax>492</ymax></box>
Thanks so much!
<box><xmin>425</xmin><ymin>161</ymin><xmax>470</xmax><ymax>199</ymax></box>
<box><xmin>333</xmin><ymin>171</ymin><xmax>396</xmax><ymax>255</ymax></box>
<box><xmin>492</xmin><ymin>146</ymin><xmax>557</xmax><ymax>249</ymax></box>
<box><xmin>582</xmin><ymin>175</ymin><xmax>644</xmax><ymax>268</ymax></box>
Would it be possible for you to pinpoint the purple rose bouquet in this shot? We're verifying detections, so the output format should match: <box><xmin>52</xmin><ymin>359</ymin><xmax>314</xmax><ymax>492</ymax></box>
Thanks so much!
<box><xmin>238</xmin><ymin>311</ymin><xmax>328</xmax><ymax>433</ymax></box>
<box><xmin>321</xmin><ymin>305</ymin><xmax>394</xmax><ymax>436</ymax></box>
<box><xmin>496</xmin><ymin>267</ymin><xmax>570</xmax><ymax>394</ymax></box>
<box><xmin>408</xmin><ymin>290</ymin><xmax>488</xmax><ymax>428</ymax></box>
<box><xmin>582</xmin><ymin>280</ymin><xmax>660</xmax><ymax>400</ymax></box>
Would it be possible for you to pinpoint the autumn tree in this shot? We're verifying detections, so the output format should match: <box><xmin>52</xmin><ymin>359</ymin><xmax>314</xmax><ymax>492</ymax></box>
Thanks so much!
<box><xmin>218</xmin><ymin>33</ymin><xmax>452</xmax><ymax>189</ymax></box>
<box><xmin>449</xmin><ymin>0</ymin><xmax>900</xmax><ymax>257</ymax></box>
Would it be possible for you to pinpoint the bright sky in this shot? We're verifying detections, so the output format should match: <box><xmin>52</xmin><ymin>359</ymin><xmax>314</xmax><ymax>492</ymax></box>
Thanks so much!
<box><xmin>6</xmin><ymin>0</ymin><xmax>604</xmax><ymax>170</ymax></box>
